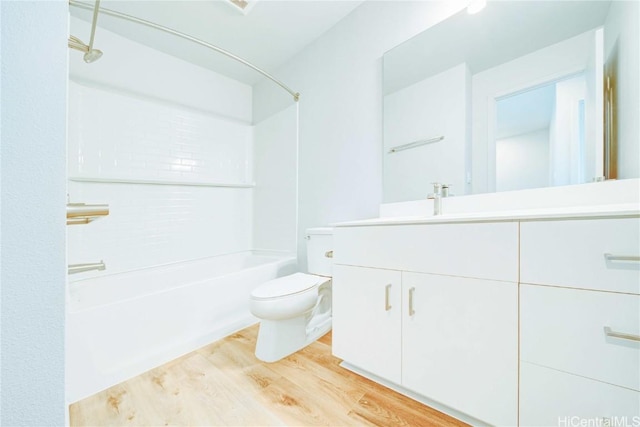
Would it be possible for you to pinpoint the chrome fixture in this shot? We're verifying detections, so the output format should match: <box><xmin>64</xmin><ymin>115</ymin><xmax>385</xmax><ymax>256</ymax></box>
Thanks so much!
<box><xmin>441</xmin><ymin>183</ymin><xmax>454</xmax><ymax>198</ymax></box>
<box><xmin>427</xmin><ymin>182</ymin><xmax>443</xmax><ymax>216</ymax></box>
<box><xmin>604</xmin><ymin>326</ymin><xmax>640</xmax><ymax>342</ymax></box>
<box><xmin>408</xmin><ymin>287</ymin><xmax>416</xmax><ymax>316</ymax></box>
<box><xmin>68</xmin><ymin>0</ymin><xmax>103</xmax><ymax>63</ymax></box>
<box><xmin>66</xmin><ymin>202</ymin><xmax>109</xmax><ymax>225</ymax></box>
<box><xmin>68</xmin><ymin>260</ymin><xmax>106</xmax><ymax>275</ymax></box>
<box><xmin>68</xmin><ymin>0</ymin><xmax>300</xmax><ymax>102</ymax></box>
<box><xmin>604</xmin><ymin>253</ymin><xmax>640</xmax><ymax>263</ymax></box>
<box><xmin>388</xmin><ymin>135</ymin><xmax>444</xmax><ymax>154</ymax></box>
<box><xmin>385</xmin><ymin>284</ymin><xmax>392</xmax><ymax>311</ymax></box>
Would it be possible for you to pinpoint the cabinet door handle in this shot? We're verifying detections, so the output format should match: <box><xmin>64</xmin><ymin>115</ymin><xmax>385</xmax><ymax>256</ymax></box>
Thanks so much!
<box><xmin>408</xmin><ymin>287</ymin><xmax>415</xmax><ymax>316</ymax></box>
<box><xmin>385</xmin><ymin>284</ymin><xmax>392</xmax><ymax>311</ymax></box>
<box><xmin>604</xmin><ymin>253</ymin><xmax>640</xmax><ymax>263</ymax></box>
<box><xmin>604</xmin><ymin>326</ymin><xmax>640</xmax><ymax>342</ymax></box>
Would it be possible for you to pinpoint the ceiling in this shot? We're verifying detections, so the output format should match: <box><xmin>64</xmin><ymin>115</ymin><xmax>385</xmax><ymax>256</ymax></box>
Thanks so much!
<box><xmin>70</xmin><ymin>0</ymin><xmax>363</xmax><ymax>85</ymax></box>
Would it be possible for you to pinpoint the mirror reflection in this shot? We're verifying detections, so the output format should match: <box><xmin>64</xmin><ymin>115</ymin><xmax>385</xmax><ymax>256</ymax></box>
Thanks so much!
<box><xmin>383</xmin><ymin>0</ymin><xmax>639</xmax><ymax>203</ymax></box>
<box><xmin>496</xmin><ymin>73</ymin><xmax>588</xmax><ymax>192</ymax></box>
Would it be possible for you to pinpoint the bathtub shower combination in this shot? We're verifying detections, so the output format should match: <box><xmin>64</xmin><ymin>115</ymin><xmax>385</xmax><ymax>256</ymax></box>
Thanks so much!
<box><xmin>66</xmin><ymin>1</ymin><xmax>302</xmax><ymax>403</ymax></box>
<box><xmin>66</xmin><ymin>252</ymin><xmax>296</xmax><ymax>403</ymax></box>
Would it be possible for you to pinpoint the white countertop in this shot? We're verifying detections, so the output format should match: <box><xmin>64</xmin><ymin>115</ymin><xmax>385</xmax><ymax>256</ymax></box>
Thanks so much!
<box><xmin>333</xmin><ymin>203</ymin><xmax>640</xmax><ymax>227</ymax></box>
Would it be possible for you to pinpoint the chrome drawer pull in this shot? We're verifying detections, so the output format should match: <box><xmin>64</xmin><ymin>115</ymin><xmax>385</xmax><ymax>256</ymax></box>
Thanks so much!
<box><xmin>408</xmin><ymin>287</ymin><xmax>416</xmax><ymax>316</ymax></box>
<box><xmin>604</xmin><ymin>326</ymin><xmax>640</xmax><ymax>342</ymax></box>
<box><xmin>604</xmin><ymin>253</ymin><xmax>640</xmax><ymax>262</ymax></box>
<box><xmin>324</xmin><ymin>250</ymin><xmax>334</xmax><ymax>258</ymax></box>
<box><xmin>385</xmin><ymin>284</ymin><xmax>392</xmax><ymax>311</ymax></box>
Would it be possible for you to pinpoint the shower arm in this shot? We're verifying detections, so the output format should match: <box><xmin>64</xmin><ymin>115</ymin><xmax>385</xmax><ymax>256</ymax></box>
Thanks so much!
<box><xmin>68</xmin><ymin>0</ymin><xmax>301</xmax><ymax>102</ymax></box>
<box><xmin>86</xmin><ymin>0</ymin><xmax>101</xmax><ymax>54</ymax></box>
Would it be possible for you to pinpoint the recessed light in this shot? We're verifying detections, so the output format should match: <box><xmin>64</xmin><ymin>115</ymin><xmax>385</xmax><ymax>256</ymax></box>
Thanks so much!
<box><xmin>225</xmin><ymin>0</ymin><xmax>258</xmax><ymax>15</ymax></box>
<box><xmin>467</xmin><ymin>0</ymin><xmax>487</xmax><ymax>14</ymax></box>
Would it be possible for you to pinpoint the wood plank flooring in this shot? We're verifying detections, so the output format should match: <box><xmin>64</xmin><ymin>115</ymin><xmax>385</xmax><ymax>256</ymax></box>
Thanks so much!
<box><xmin>70</xmin><ymin>325</ymin><xmax>468</xmax><ymax>426</ymax></box>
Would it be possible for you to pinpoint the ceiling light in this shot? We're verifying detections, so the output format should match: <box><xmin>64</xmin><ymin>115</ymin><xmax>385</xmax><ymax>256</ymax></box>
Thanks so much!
<box><xmin>226</xmin><ymin>0</ymin><xmax>258</xmax><ymax>15</ymax></box>
<box><xmin>467</xmin><ymin>0</ymin><xmax>487</xmax><ymax>14</ymax></box>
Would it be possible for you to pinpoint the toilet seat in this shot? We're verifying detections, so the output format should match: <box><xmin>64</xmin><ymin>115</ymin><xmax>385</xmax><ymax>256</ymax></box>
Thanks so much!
<box><xmin>251</xmin><ymin>272</ymin><xmax>326</xmax><ymax>300</ymax></box>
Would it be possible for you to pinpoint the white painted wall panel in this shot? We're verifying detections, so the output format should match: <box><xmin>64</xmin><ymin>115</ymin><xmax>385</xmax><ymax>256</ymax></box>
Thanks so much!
<box><xmin>496</xmin><ymin>128</ymin><xmax>550</xmax><ymax>192</ymax></box>
<box><xmin>0</xmin><ymin>2</ymin><xmax>67</xmax><ymax>424</ymax></box>
<box><xmin>252</xmin><ymin>104</ymin><xmax>298</xmax><ymax>253</ymax></box>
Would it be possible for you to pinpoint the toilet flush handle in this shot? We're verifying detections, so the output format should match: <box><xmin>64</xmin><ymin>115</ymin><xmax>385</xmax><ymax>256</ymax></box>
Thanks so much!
<box><xmin>325</xmin><ymin>250</ymin><xmax>333</xmax><ymax>258</ymax></box>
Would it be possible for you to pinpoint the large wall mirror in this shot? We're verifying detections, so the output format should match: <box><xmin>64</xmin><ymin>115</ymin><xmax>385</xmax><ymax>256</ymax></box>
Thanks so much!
<box><xmin>383</xmin><ymin>1</ymin><xmax>639</xmax><ymax>203</ymax></box>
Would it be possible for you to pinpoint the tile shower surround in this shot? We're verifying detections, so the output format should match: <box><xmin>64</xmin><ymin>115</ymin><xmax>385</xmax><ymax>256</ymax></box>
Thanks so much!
<box><xmin>67</xmin><ymin>82</ymin><xmax>254</xmax><ymax>276</ymax></box>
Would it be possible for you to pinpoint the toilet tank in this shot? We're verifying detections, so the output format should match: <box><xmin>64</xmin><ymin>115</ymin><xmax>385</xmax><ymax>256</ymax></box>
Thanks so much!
<box><xmin>306</xmin><ymin>227</ymin><xmax>333</xmax><ymax>277</ymax></box>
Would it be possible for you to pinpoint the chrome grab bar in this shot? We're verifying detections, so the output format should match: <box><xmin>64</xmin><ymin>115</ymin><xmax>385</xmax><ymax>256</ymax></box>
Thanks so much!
<box><xmin>68</xmin><ymin>261</ymin><xmax>106</xmax><ymax>275</ymax></box>
<box><xmin>604</xmin><ymin>327</ymin><xmax>640</xmax><ymax>342</ymax></box>
<box><xmin>385</xmin><ymin>284</ymin><xmax>392</xmax><ymax>311</ymax></box>
<box><xmin>604</xmin><ymin>253</ymin><xmax>640</xmax><ymax>262</ymax></box>
<box><xmin>67</xmin><ymin>203</ymin><xmax>109</xmax><ymax>225</ymax></box>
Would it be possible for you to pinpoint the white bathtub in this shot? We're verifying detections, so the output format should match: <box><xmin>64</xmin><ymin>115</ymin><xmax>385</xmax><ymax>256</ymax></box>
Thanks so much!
<box><xmin>66</xmin><ymin>251</ymin><xmax>297</xmax><ymax>403</ymax></box>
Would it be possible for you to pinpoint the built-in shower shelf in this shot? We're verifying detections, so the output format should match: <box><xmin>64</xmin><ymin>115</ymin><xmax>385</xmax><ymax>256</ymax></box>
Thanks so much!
<box><xmin>68</xmin><ymin>176</ymin><xmax>255</xmax><ymax>188</ymax></box>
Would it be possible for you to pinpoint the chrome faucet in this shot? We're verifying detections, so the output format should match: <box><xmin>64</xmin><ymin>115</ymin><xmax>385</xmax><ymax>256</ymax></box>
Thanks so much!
<box><xmin>427</xmin><ymin>182</ymin><xmax>443</xmax><ymax>216</ymax></box>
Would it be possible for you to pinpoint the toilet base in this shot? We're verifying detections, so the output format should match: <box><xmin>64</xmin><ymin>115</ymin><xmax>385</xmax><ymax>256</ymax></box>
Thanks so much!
<box><xmin>254</xmin><ymin>315</ymin><xmax>332</xmax><ymax>363</ymax></box>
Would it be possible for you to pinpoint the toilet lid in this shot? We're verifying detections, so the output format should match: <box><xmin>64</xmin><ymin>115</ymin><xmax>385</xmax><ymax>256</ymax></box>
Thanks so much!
<box><xmin>251</xmin><ymin>273</ymin><xmax>324</xmax><ymax>299</ymax></box>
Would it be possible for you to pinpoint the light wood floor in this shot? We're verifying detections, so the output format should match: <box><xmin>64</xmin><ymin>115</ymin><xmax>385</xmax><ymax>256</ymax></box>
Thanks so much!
<box><xmin>70</xmin><ymin>325</ymin><xmax>467</xmax><ymax>426</ymax></box>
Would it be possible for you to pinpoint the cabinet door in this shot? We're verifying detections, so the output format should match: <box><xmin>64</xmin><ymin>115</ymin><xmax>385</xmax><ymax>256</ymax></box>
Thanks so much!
<box><xmin>401</xmin><ymin>272</ymin><xmax>518</xmax><ymax>426</ymax></box>
<box><xmin>332</xmin><ymin>264</ymin><xmax>402</xmax><ymax>384</ymax></box>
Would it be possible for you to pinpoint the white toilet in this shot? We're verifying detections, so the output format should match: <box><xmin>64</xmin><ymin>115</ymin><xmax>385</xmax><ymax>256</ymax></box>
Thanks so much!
<box><xmin>250</xmin><ymin>227</ymin><xmax>333</xmax><ymax>362</ymax></box>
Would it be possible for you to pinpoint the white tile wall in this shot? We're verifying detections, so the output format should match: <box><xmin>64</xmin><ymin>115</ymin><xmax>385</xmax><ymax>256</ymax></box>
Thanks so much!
<box><xmin>67</xmin><ymin>182</ymin><xmax>252</xmax><ymax>276</ymax></box>
<box><xmin>68</xmin><ymin>81</ymin><xmax>253</xmax><ymax>185</ymax></box>
<box><xmin>67</xmin><ymin>81</ymin><xmax>254</xmax><ymax>276</ymax></box>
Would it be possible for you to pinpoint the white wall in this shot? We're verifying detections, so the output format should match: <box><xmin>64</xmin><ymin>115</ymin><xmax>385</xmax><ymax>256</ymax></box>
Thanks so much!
<box><xmin>384</xmin><ymin>63</ymin><xmax>469</xmax><ymax>202</ymax></box>
<box><xmin>0</xmin><ymin>1</ymin><xmax>67</xmax><ymax>424</ymax></box>
<box><xmin>473</xmin><ymin>30</ymin><xmax>596</xmax><ymax>194</ymax></box>
<box><xmin>604</xmin><ymin>0</ymin><xmax>640</xmax><ymax>180</ymax></box>
<box><xmin>253</xmin><ymin>104</ymin><xmax>298</xmax><ymax>253</ymax></box>
<box><xmin>252</xmin><ymin>0</ymin><xmax>468</xmax><ymax>269</ymax></box>
<box><xmin>496</xmin><ymin>129</ymin><xmax>550</xmax><ymax>192</ymax></box>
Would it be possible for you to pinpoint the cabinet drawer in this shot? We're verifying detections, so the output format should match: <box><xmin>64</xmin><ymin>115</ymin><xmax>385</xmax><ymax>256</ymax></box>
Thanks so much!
<box><xmin>521</xmin><ymin>218</ymin><xmax>640</xmax><ymax>294</ymax></box>
<box><xmin>521</xmin><ymin>284</ymin><xmax>640</xmax><ymax>390</ymax></box>
<box><xmin>334</xmin><ymin>222</ymin><xmax>518</xmax><ymax>282</ymax></box>
<box><xmin>520</xmin><ymin>362</ymin><xmax>640</xmax><ymax>427</ymax></box>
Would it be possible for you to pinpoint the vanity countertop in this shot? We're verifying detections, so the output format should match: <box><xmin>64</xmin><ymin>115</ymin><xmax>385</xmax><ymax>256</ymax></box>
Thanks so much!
<box><xmin>333</xmin><ymin>203</ymin><xmax>640</xmax><ymax>227</ymax></box>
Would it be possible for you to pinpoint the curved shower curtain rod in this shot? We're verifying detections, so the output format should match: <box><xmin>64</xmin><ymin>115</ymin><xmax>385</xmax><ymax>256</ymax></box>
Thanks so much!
<box><xmin>68</xmin><ymin>0</ymin><xmax>300</xmax><ymax>102</ymax></box>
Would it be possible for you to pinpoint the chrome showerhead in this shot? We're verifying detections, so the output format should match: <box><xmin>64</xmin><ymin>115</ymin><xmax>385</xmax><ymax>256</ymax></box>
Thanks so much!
<box><xmin>68</xmin><ymin>36</ymin><xmax>104</xmax><ymax>63</ymax></box>
<box><xmin>83</xmin><ymin>49</ymin><xmax>103</xmax><ymax>63</ymax></box>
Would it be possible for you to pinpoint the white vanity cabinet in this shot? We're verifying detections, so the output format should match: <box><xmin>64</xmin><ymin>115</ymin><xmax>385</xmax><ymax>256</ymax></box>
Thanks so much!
<box><xmin>332</xmin><ymin>222</ymin><xmax>519</xmax><ymax>426</ymax></box>
<box><xmin>401</xmin><ymin>272</ymin><xmax>518</xmax><ymax>426</ymax></box>
<box><xmin>519</xmin><ymin>217</ymin><xmax>640</xmax><ymax>426</ymax></box>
